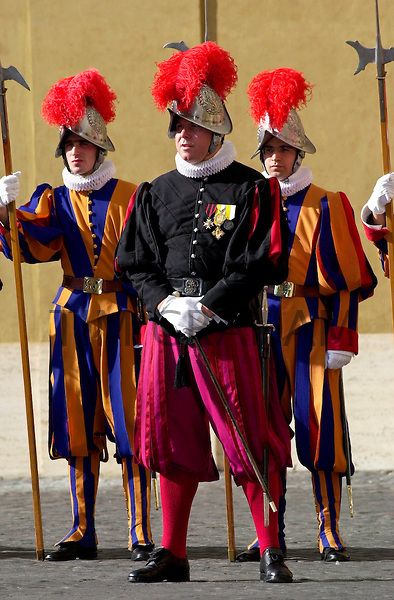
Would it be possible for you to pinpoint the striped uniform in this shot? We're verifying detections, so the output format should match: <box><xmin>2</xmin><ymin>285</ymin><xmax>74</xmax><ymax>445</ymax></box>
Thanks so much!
<box><xmin>0</xmin><ymin>177</ymin><xmax>152</xmax><ymax>549</ymax></box>
<box><xmin>272</xmin><ymin>182</ymin><xmax>377</xmax><ymax>551</ymax></box>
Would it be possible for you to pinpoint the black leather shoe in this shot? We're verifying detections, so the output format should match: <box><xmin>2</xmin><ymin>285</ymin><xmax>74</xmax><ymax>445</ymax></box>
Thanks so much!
<box><xmin>260</xmin><ymin>548</ymin><xmax>293</xmax><ymax>583</ymax></box>
<box><xmin>130</xmin><ymin>543</ymin><xmax>155</xmax><ymax>561</ymax></box>
<box><xmin>321</xmin><ymin>547</ymin><xmax>350</xmax><ymax>562</ymax></box>
<box><xmin>45</xmin><ymin>542</ymin><xmax>97</xmax><ymax>561</ymax></box>
<box><xmin>128</xmin><ymin>547</ymin><xmax>190</xmax><ymax>583</ymax></box>
<box><xmin>236</xmin><ymin>545</ymin><xmax>287</xmax><ymax>562</ymax></box>
<box><xmin>236</xmin><ymin>546</ymin><xmax>260</xmax><ymax>562</ymax></box>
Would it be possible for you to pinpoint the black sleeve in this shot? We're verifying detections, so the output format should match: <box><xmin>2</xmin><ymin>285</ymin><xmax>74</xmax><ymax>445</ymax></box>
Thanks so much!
<box><xmin>115</xmin><ymin>182</ymin><xmax>173</xmax><ymax>316</ymax></box>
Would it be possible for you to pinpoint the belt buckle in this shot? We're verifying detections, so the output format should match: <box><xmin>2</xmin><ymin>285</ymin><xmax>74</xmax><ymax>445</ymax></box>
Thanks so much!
<box><xmin>83</xmin><ymin>277</ymin><xmax>103</xmax><ymax>295</ymax></box>
<box><xmin>273</xmin><ymin>281</ymin><xmax>295</xmax><ymax>298</ymax></box>
<box><xmin>183</xmin><ymin>278</ymin><xmax>201</xmax><ymax>296</ymax></box>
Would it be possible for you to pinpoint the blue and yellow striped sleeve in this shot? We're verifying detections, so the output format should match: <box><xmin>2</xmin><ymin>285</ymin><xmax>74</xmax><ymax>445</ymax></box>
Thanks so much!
<box><xmin>0</xmin><ymin>184</ymin><xmax>63</xmax><ymax>263</ymax></box>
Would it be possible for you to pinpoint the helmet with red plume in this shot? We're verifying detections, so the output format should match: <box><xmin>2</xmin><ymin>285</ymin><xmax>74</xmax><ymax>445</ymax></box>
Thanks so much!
<box><xmin>41</xmin><ymin>69</ymin><xmax>117</xmax><ymax>157</ymax></box>
<box><xmin>247</xmin><ymin>68</ymin><xmax>316</xmax><ymax>158</ymax></box>
<box><xmin>152</xmin><ymin>41</ymin><xmax>238</xmax><ymax>138</ymax></box>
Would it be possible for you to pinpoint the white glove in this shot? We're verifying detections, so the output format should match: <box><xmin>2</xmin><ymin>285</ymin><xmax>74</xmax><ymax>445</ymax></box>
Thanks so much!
<box><xmin>157</xmin><ymin>295</ymin><xmax>211</xmax><ymax>337</ymax></box>
<box><xmin>0</xmin><ymin>172</ymin><xmax>21</xmax><ymax>207</ymax></box>
<box><xmin>325</xmin><ymin>350</ymin><xmax>354</xmax><ymax>370</ymax></box>
<box><xmin>186</xmin><ymin>301</ymin><xmax>213</xmax><ymax>337</ymax></box>
<box><xmin>366</xmin><ymin>173</ymin><xmax>394</xmax><ymax>214</ymax></box>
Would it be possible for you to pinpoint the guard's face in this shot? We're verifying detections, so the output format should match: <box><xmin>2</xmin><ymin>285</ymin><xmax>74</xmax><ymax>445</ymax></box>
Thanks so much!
<box><xmin>64</xmin><ymin>134</ymin><xmax>98</xmax><ymax>175</ymax></box>
<box><xmin>174</xmin><ymin>118</ymin><xmax>213</xmax><ymax>164</ymax></box>
<box><xmin>262</xmin><ymin>137</ymin><xmax>298</xmax><ymax>180</ymax></box>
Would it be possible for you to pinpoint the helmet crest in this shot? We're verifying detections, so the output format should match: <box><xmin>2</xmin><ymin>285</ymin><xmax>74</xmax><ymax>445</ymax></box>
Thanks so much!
<box><xmin>42</xmin><ymin>68</ymin><xmax>117</xmax><ymax>127</ymax></box>
<box><xmin>247</xmin><ymin>67</ymin><xmax>316</xmax><ymax>157</ymax></box>
<box><xmin>41</xmin><ymin>69</ymin><xmax>117</xmax><ymax>157</ymax></box>
<box><xmin>152</xmin><ymin>41</ymin><xmax>237</xmax><ymax>113</ymax></box>
<box><xmin>247</xmin><ymin>68</ymin><xmax>312</xmax><ymax>131</ymax></box>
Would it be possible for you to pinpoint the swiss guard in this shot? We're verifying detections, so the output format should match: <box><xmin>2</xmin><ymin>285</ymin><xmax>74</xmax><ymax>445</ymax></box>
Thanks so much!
<box><xmin>236</xmin><ymin>67</ymin><xmax>377</xmax><ymax>564</ymax></box>
<box><xmin>0</xmin><ymin>69</ymin><xmax>153</xmax><ymax>562</ymax></box>
<box><xmin>116</xmin><ymin>41</ymin><xmax>294</xmax><ymax>584</ymax></box>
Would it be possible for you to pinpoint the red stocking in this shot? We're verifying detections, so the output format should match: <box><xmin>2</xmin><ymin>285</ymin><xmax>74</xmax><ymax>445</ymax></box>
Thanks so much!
<box><xmin>241</xmin><ymin>469</ymin><xmax>282</xmax><ymax>554</ymax></box>
<box><xmin>160</xmin><ymin>472</ymin><xmax>199</xmax><ymax>559</ymax></box>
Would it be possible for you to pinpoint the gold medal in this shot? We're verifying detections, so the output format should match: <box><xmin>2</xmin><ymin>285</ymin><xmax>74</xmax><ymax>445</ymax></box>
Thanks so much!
<box><xmin>213</xmin><ymin>226</ymin><xmax>225</xmax><ymax>240</ymax></box>
<box><xmin>209</xmin><ymin>205</ymin><xmax>236</xmax><ymax>240</ymax></box>
<box><xmin>213</xmin><ymin>209</ymin><xmax>226</xmax><ymax>226</ymax></box>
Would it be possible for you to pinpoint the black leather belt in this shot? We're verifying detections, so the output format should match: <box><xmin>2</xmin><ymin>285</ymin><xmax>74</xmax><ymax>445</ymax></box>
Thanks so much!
<box><xmin>168</xmin><ymin>277</ymin><xmax>216</xmax><ymax>297</ymax></box>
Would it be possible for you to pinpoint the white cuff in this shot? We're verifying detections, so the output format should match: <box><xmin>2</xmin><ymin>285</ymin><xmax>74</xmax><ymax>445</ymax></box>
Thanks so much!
<box><xmin>360</xmin><ymin>204</ymin><xmax>383</xmax><ymax>230</ymax></box>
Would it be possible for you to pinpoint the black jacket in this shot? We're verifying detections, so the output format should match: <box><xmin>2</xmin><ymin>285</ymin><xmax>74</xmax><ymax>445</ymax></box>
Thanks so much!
<box><xmin>117</xmin><ymin>161</ymin><xmax>288</xmax><ymax>332</ymax></box>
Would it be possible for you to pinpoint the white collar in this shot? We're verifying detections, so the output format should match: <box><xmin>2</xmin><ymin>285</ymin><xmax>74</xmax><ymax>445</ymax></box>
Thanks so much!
<box><xmin>62</xmin><ymin>160</ymin><xmax>116</xmax><ymax>191</ymax></box>
<box><xmin>263</xmin><ymin>166</ymin><xmax>313</xmax><ymax>196</ymax></box>
<box><xmin>175</xmin><ymin>140</ymin><xmax>236</xmax><ymax>178</ymax></box>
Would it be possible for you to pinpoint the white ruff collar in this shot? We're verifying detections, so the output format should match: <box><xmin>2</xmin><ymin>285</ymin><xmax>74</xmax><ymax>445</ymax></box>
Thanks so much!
<box><xmin>263</xmin><ymin>166</ymin><xmax>313</xmax><ymax>196</ymax></box>
<box><xmin>175</xmin><ymin>140</ymin><xmax>236</xmax><ymax>178</ymax></box>
<box><xmin>62</xmin><ymin>160</ymin><xmax>116</xmax><ymax>191</ymax></box>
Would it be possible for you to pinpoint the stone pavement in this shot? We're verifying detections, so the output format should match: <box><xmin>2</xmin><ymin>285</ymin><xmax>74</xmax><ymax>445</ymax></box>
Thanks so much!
<box><xmin>0</xmin><ymin>469</ymin><xmax>393</xmax><ymax>600</ymax></box>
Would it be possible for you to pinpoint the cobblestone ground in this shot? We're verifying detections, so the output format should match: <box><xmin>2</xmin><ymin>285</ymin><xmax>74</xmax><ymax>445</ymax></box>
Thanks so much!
<box><xmin>0</xmin><ymin>469</ymin><xmax>393</xmax><ymax>600</ymax></box>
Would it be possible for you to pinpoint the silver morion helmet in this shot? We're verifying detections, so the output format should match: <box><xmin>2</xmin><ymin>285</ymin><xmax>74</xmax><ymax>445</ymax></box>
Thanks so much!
<box><xmin>55</xmin><ymin>106</ymin><xmax>115</xmax><ymax>157</ymax></box>
<box><xmin>168</xmin><ymin>84</ymin><xmax>233</xmax><ymax>138</ymax></box>
<box><xmin>251</xmin><ymin>109</ymin><xmax>316</xmax><ymax>158</ymax></box>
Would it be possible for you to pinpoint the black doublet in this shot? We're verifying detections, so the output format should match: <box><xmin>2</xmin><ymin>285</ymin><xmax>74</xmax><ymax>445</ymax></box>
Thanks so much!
<box><xmin>117</xmin><ymin>161</ymin><xmax>288</xmax><ymax>334</ymax></box>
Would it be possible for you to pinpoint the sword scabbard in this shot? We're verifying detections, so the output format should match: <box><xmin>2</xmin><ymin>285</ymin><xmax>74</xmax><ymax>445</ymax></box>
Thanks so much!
<box><xmin>152</xmin><ymin>471</ymin><xmax>160</xmax><ymax>510</ymax></box>
<box><xmin>347</xmin><ymin>484</ymin><xmax>354</xmax><ymax>518</ymax></box>
<box><xmin>194</xmin><ymin>338</ymin><xmax>277</xmax><ymax>511</ymax></box>
<box><xmin>339</xmin><ymin>370</ymin><xmax>354</xmax><ymax>518</ymax></box>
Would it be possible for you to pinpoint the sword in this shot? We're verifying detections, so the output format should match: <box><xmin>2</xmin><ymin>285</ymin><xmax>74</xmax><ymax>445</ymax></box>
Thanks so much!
<box><xmin>254</xmin><ymin>288</ymin><xmax>275</xmax><ymax>526</ymax></box>
<box><xmin>346</xmin><ymin>0</ymin><xmax>394</xmax><ymax>329</ymax></box>
<box><xmin>193</xmin><ymin>337</ymin><xmax>277</xmax><ymax>513</ymax></box>
<box><xmin>339</xmin><ymin>370</ymin><xmax>354</xmax><ymax>518</ymax></box>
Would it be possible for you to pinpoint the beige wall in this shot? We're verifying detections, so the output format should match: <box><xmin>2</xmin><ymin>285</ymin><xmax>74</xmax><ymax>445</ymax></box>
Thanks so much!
<box><xmin>0</xmin><ymin>0</ymin><xmax>393</xmax><ymax>341</ymax></box>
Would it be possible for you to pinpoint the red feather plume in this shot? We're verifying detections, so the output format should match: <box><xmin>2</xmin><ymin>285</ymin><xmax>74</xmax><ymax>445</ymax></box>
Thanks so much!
<box><xmin>42</xmin><ymin>68</ymin><xmax>117</xmax><ymax>126</ymax></box>
<box><xmin>152</xmin><ymin>41</ymin><xmax>237</xmax><ymax>112</ymax></box>
<box><xmin>247</xmin><ymin>68</ymin><xmax>312</xmax><ymax>130</ymax></box>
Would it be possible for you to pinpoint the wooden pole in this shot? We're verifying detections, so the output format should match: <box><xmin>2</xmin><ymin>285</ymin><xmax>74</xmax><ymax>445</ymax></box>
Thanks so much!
<box><xmin>346</xmin><ymin>0</ymin><xmax>394</xmax><ymax>329</ymax></box>
<box><xmin>224</xmin><ymin>457</ymin><xmax>236</xmax><ymax>561</ymax></box>
<box><xmin>1</xmin><ymin>78</ymin><xmax>45</xmax><ymax>561</ymax></box>
<box><xmin>199</xmin><ymin>2</ymin><xmax>236</xmax><ymax>561</ymax></box>
<box><xmin>379</xmin><ymin>102</ymin><xmax>394</xmax><ymax>330</ymax></box>
<box><xmin>375</xmin><ymin>0</ymin><xmax>394</xmax><ymax>329</ymax></box>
